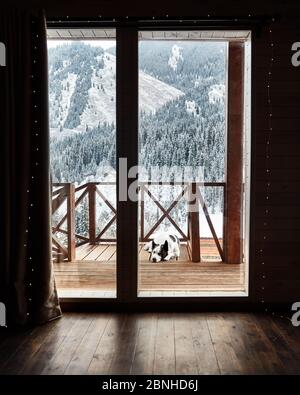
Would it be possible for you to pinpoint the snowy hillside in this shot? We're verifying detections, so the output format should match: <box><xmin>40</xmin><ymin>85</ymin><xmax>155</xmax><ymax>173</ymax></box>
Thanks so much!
<box><xmin>139</xmin><ymin>69</ymin><xmax>184</xmax><ymax>113</ymax></box>
<box><xmin>49</xmin><ymin>41</ymin><xmax>227</xmax><ymax>242</ymax></box>
<box><xmin>49</xmin><ymin>44</ymin><xmax>184</xmax><ymax>133</ymax></box>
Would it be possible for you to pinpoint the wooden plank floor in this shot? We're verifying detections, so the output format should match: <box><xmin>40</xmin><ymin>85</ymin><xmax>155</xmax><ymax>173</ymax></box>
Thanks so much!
<box><xmin>54</xmin><ymin>242</ymin><xmax>245</xmax><ymax>293</ymax></box>
<box><xmin>0</xmin><ymin>312</ymin><xmax>298</xmax><ymax>375</ymax></box>
<box><xmin>74</xmin><ymin>239</ymin><xmax>222</xmax><ymax>262</ymax></box>
<box><xmin>54</xmin><ymin>243</ymin><xmax>245</xmax><ymax>293</ymax></box>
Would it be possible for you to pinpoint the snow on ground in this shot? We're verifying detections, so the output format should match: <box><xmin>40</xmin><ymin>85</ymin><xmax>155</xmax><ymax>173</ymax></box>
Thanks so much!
<box><xmin>194</xmin><ymin>76</ymin><xmax>213</xmax><ymax>88</ymax></box>
<box><xmin>49</xmin><ymin>72</ymin><xmax>77</xmax><ymax>129</ymax></box>
<box><xmin>185</xmin><ymin>100</ymin><xmax>200</xmax><ymax>117</ymax></box>
<box><xmin>199</xmin><ymin>212</ymin><xmax>223</xmax><ymax>238</ymax></box>
<box><xmin>168</xmin><ymin>44</ymin><xmax>183</xmax><ymax>71</ymax></box>
<box><xmin>80</xmin><ymin>53</ymin><xmax>116</xmax><ymax>128</ymax></box>
<box><xmin>76</xmin><ymin>168</ymin><xmax>223</xmax><ymax>239</ymax></box>
<box><xmin>59</xmin><ymin>73</ymin><xmax>77</xmax><ymax>125</ymax></box>
<box><xmin>79</xmin><ymin>52</ymin><xmax>184</xmax><ymax>129</ymax></box>
<box><xmin>208</xmin><ymin>84</ymin><xmax>225</xmax><ymax>104</ymax></box>
<box><xmin>50</xmin><ymin>127</ymin><xmax>82</xmax><ymax>140</ymax></box>
<box><xmin>148</xmin><ymin>212</ymin><xmax>223</xmax><ymax>239</ymax></box>
<box><xmin>139</xmin><ymin>70</ymin><xmax>184</xmax><ymax>114</ymax></box>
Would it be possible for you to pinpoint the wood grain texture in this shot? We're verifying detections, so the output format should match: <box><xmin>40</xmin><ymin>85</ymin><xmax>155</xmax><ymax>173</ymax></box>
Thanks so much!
<box><xmin>225</xmin><ymin>42</ymin><xmax>244</xmax><ymax>264</ymax></box>
<box><xmin>53</xmin><ymin>243</ymin><xmax>245</xmax><ymax>292</ymax></box>
<box><xmin>0</xmin><ymin>312</ymin><xmax>299</xmax><ymax>375</ymax></box>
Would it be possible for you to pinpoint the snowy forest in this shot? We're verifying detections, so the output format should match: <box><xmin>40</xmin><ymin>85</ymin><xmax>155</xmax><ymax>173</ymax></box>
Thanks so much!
<box><xmin>48</xmin><ymin>40</ymin><xmax>226</xmax><ymax>241</ymax></box>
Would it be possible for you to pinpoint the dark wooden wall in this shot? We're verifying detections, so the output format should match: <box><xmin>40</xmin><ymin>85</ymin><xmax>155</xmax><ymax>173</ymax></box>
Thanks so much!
<box><xmin>252</xmin><ymin>16</ymin><xmax>300</xmax><ymax>305</ymax></box>
<box><xmin>4</xmin><ymin>0</ymin><xmax>300</xmax><ymax>308</ymax></box>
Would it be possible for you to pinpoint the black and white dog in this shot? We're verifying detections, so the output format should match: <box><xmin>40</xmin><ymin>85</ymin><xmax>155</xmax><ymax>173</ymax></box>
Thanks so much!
<box><xmin>144</xmin><ymin>232</ymin><xmax>180</xmax><ymax>262</ymax></box>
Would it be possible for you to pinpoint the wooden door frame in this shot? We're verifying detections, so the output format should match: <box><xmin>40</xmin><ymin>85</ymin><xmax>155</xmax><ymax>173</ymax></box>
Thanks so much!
<box><xmin>224</xmin><ymin>41</ymin><xmax>245</xmax><ymax>264</ymax></box>
<box><xmin>47</xmin><ymin>21</ymin><xmax>254</xmax><ymax>305</ymax></box>
<box><xmin>116</xmin><ymin>27</ymin><xmax>139</xmax><ymax>302</ymax></box>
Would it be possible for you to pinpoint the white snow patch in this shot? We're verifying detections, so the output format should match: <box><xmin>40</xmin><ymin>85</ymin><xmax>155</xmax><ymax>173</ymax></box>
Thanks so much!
<box><xmin>185</xmin><ymin>100</ymin><xmax>200</xmax><ymax>117</ymax></box>
<box><xmin>80</xmin><ymin>53</ymin><xmax>116</xmax><ymax>129</ymax></box>
<box><xmin>60</xmin><ymin>73</ymin><xmax>77</xmax><ymax>125</ymax></box>
<box><xmin>80</xmin><ymin>52</ymin><xmax>184</xmax><ymax>128</ymax></box>
<box><xmin>194</xmin><ymin>76</ymin><xmax>213</xmax><ymax>88</ymax></box>
<box><xmin>200</xmin><ymin>212</ymin><xmax>223</xmax><ymax>238</ymax></box>
<box><xmin>208</xmin><ymin>84</ymin><xmax>225</xmax><ymax>104</ymax></box>
<box><xmin>49</xmin><ymin>72</ymin><xmax>77</xmax><ymax>130</ymax></box>
<box><xmin>139</xmin><ymin>70</ymin><xmax>184</xmax><ymax>114</ymax></box>
<box><xmin>50</xmin><ymin>127</ymin><xmax>81</xmax><ymax>140</ymax></box>
<box><xmin>62</xmin><ymin>60</ymin><xmax>71</xmax><ymax>68</ymax></box>
<box><xmin>168</xmin><ymin>44</ymin><xmax>183</xmax><ymax>71</ymax></box>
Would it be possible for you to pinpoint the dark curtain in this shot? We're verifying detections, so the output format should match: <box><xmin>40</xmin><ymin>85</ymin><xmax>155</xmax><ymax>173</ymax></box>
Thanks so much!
<box><xmin>0</xmin><ymin>8</ymin><xmax>62</xmax><ymax>326</ymax></box>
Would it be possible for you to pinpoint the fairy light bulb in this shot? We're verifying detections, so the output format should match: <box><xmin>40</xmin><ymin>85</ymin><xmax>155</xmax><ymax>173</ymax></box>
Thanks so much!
<box><xmin>259</xmin><ymin>19</ymin><xmax>291</xmax><ymax>321</ymax></box>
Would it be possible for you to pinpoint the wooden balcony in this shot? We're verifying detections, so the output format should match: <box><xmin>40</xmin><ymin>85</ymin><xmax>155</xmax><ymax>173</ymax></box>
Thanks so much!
<box><xmin>52</xmin><ymin>182</ymin><xmax>245</xmax><ymax>296</ymax></box>
<box><xmin>54</xmin><ymin>242</ymin><xmax>245</xmax><ymax>296</ymax></box>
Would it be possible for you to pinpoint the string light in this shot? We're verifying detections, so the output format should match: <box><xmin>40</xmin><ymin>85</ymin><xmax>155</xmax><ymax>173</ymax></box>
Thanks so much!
<box><xmin>261</xmin><ymin>18</ymin><xmax>291</xmax><ymax>323</ymax></box>
<box><xmin>26</xmin><ymin>15</ymin><xmax>42</xmax><ymax>321</ymax></box>
<box><xmin>45</xmin><ymin>14</ymin><xmax>284</xmax><ymax>26</ymax></box>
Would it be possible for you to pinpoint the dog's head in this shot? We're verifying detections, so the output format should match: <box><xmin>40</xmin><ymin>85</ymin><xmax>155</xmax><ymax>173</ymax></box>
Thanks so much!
<box><xmin>146</xmin><ymin>240</ymin><xmax>168</xmax><ymax>262</ymax></box>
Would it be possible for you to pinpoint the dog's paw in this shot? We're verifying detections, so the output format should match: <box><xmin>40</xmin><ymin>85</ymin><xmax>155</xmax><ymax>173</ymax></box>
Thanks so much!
<box><xmin>143</xmin><ymin>242</ymin><xmax>152</xmax><ymax>252</ymax></box>
<box><xmin>163</xmin><ymin>254</ymin><xmax>174</xmax><ymax>261</ymax></box>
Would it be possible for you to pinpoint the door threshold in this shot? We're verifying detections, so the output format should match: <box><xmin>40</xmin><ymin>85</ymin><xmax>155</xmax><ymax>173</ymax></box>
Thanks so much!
<box><xmin>57</xmin><ymin>289</ymin><xmax>117</xmax><ymax>299</ymax></box>
<box><xmin>138</xmin><ymin>290</ymin><xmax>248</xmax><ymax>298</ymax></box>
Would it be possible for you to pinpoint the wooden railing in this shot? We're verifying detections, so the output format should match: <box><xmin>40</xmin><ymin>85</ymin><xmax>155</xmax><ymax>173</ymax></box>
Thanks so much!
<box><xmin>52</xmin><ymin>181</ymin><xmax>226</xmax><ymax>263</ymax></box>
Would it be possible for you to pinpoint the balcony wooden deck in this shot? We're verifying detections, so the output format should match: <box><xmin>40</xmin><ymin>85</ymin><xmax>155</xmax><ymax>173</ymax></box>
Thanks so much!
<box><xmin>52</xmin><ymin>182</ymin><xmax>245</xmax><ymax>297</ymax></box>
<box><xmin>54</xmin><ymin>241</ymin><xmax>246</xmax><ymax>296</ymax></box>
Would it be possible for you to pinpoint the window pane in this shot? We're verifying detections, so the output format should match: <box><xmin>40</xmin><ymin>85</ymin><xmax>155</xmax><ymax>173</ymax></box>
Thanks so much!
<box><xmin>48</xmin><ymin>36</ymin><xmax>117</xmax><ymax>298</ymax></box>
<box><xmin>138</xmin><ymin>34</ymin><xmax>249</xmax><ymax>296</ymax></box>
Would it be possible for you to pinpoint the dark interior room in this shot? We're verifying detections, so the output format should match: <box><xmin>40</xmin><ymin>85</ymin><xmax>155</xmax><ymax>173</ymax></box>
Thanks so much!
<box><xmin>0</xmin><ymin>0</ymin><xmax>299</xmax><ymax>380</ymax></box>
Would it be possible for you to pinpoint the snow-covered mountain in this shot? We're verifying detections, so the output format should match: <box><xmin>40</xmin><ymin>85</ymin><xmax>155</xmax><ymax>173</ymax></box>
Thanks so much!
<box><xmin>48</xmin><ymin>43</ymin><xmax>184</xmax><ymax>133</ymax></box>
<box><xmin>139</xmin><ymin>69</ymin><xmax>184</xmax><ymax>114</ymax></box>
<box><xmin>50</xmin><ymin>40</ymin><xmax>227</xmax><ymax>238</ymax></box>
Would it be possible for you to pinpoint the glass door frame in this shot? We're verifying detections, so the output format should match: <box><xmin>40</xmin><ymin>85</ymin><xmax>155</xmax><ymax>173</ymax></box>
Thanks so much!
<box><xmin>47</xmin><ymin>19</ymin><xmax>253</xmax><ymax>304</ymax></box>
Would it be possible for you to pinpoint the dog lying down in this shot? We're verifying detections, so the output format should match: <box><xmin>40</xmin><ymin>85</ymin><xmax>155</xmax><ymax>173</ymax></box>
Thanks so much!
<box><xmin>143</xmin><ymin>232</ymin><xmax>180</xmax><ymax>262</ymax></box>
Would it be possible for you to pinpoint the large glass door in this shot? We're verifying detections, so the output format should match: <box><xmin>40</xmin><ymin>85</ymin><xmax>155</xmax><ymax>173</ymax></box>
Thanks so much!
<box><xmin>48</xmin><ymin>26</ymin><xmax>251</xmax><ymax>300</ymax></box>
